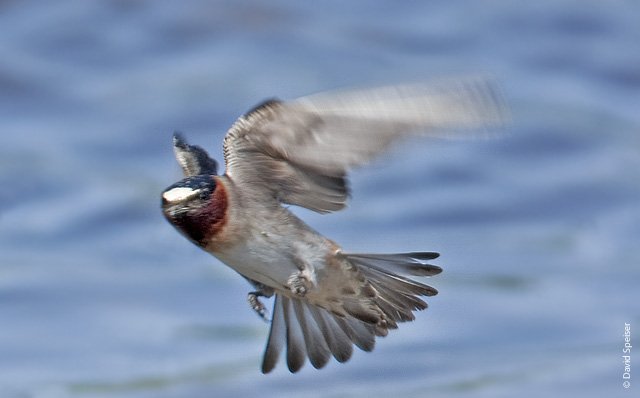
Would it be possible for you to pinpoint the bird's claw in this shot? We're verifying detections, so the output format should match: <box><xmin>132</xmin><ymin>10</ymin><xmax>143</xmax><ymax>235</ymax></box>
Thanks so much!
<box><xmin>287</xmin><ymin>270</ymin><xmax>313</xmax><ymax>297</ymax></box>
<box><xmin>248</xmin><ymin>291</ymin><xmax>270</xmax><ymax>322</ymax></box>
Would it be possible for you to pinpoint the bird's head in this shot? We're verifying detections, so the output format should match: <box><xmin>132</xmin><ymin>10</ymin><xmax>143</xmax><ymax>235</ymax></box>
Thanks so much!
<box><xmin>162</xmin><ymin>133</ymin><xmax>227</xmax><ymax>247</ymax></box>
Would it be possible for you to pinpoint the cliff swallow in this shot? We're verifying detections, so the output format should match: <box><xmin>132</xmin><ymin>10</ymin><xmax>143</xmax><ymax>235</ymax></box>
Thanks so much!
<box><xmin>162</xmin><ymin>77</ymin><xmax>507</xmax><ymax>373</ymax></box>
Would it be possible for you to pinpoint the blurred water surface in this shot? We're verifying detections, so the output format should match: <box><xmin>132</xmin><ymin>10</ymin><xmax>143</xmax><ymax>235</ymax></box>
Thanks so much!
<box><xmin>1</xmin><ymin>1</ymin><xmax>639</xmax><ymax>397</ymax></box>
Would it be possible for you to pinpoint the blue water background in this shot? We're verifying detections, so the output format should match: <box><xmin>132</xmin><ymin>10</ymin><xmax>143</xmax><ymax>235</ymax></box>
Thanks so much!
<box><xmin>1</xmin><ymin>1</ymin><xmax>639</xmax><ymax>397</ymax></box>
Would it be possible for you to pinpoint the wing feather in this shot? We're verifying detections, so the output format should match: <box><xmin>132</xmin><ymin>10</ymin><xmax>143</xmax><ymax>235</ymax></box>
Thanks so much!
<box><xmin>224</xmin><ymin>75</ymin><xmax>508</xmax><ymax>213</ymax></box>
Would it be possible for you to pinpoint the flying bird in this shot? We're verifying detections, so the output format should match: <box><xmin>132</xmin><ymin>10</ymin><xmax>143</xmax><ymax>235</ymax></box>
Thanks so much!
<box><xmin>161</xmin><ymin>77</ymin><xmax>507</xmax><ymax>373</ymax></box>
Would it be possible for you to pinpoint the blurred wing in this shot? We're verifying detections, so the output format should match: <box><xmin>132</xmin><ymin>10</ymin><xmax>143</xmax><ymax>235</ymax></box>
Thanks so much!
<box><xmin>223</xmin><ymin>76</ymin><xmax>508</xmax><ymax>213</ymax></box>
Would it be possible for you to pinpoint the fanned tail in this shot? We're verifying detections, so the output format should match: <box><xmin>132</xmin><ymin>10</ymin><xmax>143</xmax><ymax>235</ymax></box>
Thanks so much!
<box><xmin>262</xmin><ymin>294</ymin><xmax>376</xmax><ymax>373</ymax></box>
<box><xmin>345</xmin><ymin>252</ymin><xmax>441</xmax><ymax>328</ymax></box>
<box><xmin>261</xmin><ymin>251</ymin><xmax>441</xmax><ymax>373</ymax></box>
<box><xmin>345</xmin><ymin>251</ymin><xmax>441</xmax><ymax>276</ymax></box>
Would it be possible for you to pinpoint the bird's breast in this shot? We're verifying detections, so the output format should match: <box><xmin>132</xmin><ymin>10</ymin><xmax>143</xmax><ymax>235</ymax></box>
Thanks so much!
<box><xmin>194</xmin><ymin>176</ymin><xmax>230</xmax><ymax>246</ymax></box>
<box><xmin>169</xmin><ymin>176</ymin><xmax>229</xmax><ymax>248</ymax></box>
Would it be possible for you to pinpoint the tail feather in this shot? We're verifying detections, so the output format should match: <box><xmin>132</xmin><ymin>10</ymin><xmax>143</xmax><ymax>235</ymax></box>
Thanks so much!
<box><xmin>333</xmin><ymin>313</ymin><xmax>378</xmax><ymax>350</ymax></box>
<box><xmin>344</xmin><ymin>252</ymin><xmax>442</xmax><ymax>276</ymax></box>
<box><xmin>367</xmin><ymin>276</ymin><xmax>428</xmax><ymax>311</ymax></box>
<box><xmin>307</xmin><ymin>305</ymin><xmax>354</xmax><ymax>363</ymax></box>
<box><xmin>262</xmin><ymin>295</ymin><xmax>377</xmax><ymax>373</ymax></box>
<box><xmin>281</xmin><ymin>296</ymin><xmax>307</xmax><ymax>373</ymax></box>
<box><xmin>292</xmin><ymin>299</ymin><xmax>331</xmax><ymax>369</ymax></box>
<box><xmin>261</xmin><ymin>251</ymin><xmax>440</xmax><ymax>373</ymax></box>
<box><xmin>261</xmin><ymin>294</ymin><xmax>286</xmax><ymax>374</ymax></box>
<box><xmin>367</xmin><ymin>278</ymin><xmax>418</xmax><ymax>323</ymax></box>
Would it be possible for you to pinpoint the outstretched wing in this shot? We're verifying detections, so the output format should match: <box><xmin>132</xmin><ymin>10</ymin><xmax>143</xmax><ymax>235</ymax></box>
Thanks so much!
<box><xmin>223</xmin><ymin>76</ymin><xmax>508</xmax><ymax>213</ymax></box>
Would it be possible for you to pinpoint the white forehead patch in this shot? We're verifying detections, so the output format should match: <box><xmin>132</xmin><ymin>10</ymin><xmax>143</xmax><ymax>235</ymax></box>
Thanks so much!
<box><xmin>163</xmin><ymin>187</ymin><xmax>199</xmax><ymax>203</ymax></box>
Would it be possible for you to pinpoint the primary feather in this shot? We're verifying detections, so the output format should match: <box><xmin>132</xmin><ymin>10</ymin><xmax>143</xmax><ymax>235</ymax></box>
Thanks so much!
<box><xmin>223</xmin><ymin>76</ymin><xmax>508</xmax><ymax>213</ymax></box>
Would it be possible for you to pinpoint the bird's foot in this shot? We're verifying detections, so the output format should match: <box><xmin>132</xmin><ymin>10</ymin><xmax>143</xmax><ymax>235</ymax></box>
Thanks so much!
<box><xmin>287</xmin><ymin>271</ymin><xmax>313</xmax><ymax>297</ymax></box>
<box><xmin>246</xmin><ymin>281</ymin><xmax>274</xmax><ymax>322</ymax></box>
<box><xmin>248</xmin><ymin>291</ymin><xmax>271</xmax><ymax>321</ymax></box>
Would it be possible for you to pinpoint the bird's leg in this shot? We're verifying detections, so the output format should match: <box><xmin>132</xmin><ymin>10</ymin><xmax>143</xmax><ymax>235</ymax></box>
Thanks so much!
<box><xmin>247</xmin><ymin>292</ymin><xmax>270</xmax><ymax>320</ymax></box>
<box><xmin>246</xmin><ymin>279</ymin><xmax>274</xmax><ymax>321</ymax></box>
<box><xmin>287</xmin><ymin>259</ymin><xmax>316</xmax><ymax>298</ymax></box>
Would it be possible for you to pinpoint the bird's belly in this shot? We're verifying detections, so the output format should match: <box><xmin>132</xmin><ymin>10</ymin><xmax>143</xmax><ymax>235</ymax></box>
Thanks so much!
<box><xmin>211</xmin><ymin>237</ymin><xmax>301</xmax><ymax>290</ymax></box>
